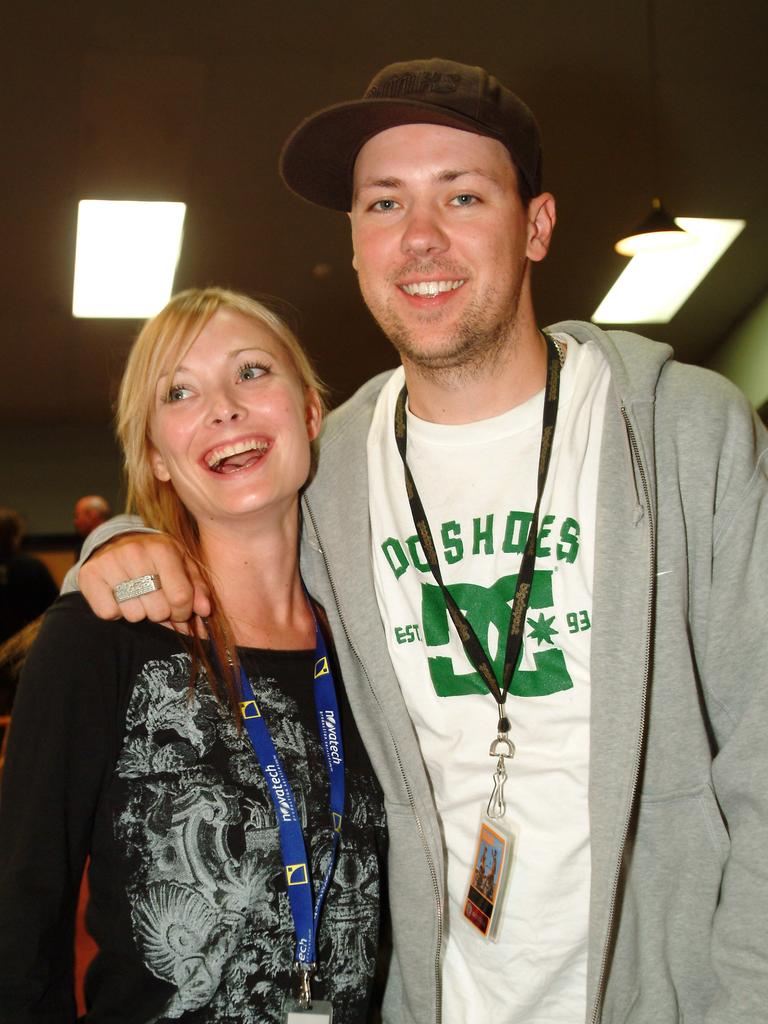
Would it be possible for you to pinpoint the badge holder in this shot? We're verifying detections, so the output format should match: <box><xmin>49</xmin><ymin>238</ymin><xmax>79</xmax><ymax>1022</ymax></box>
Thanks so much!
<box><xmin>463</xmin><ymin>813</ymin><xmax>517</xmax><ymax>942</ymax></box>
<box><xmin>282</xmin><ymin>1000</ymin><xmax>333</xmax><ymax>1023</ymax></box>
<box><xmin>463</xmin><ymin>725</ymin><xmax>517</xmax><ymax>941</ymax></box>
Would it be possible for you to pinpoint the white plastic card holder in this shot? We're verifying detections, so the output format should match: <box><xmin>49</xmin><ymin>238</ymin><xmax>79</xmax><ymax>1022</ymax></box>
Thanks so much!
<box><xmin>462</xmin><ymin>813</ymin><xmax>517</xmax><ymax>942</ymax></box>
<box><xmin>282</xmin><ymin>999</ymin><xmax>333</xmax><ymax>1023</ymax></box>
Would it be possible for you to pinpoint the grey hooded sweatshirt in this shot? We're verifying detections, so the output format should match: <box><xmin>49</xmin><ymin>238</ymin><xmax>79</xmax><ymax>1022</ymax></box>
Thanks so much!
<box><xmin>298</xmin><ymin>321</ymin><xmax>768</xmax><ymax>1024</ymax></box>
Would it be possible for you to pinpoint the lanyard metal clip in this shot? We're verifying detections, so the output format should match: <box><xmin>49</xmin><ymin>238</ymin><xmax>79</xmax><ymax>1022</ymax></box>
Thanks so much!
<box><xmin>487</xmin><ymin>705</ymin><xmax>515</xmax><ymax>819</ymax></box>
<box><xmin>489</xmin><ymin>735</ymin><xmax>515</xmax><ymax>759</ymax></box>
<box><xmin>294</xmin><ymin>962</ymin><xmax>316</xmax><ymax>1009</ymax></box>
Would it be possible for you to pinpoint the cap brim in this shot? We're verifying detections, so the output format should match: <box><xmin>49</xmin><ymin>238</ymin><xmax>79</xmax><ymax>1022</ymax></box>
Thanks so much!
<box><xmin>279</xmin><ymin>97</ymin><xmax>507</xmax><ymax>212</ymax></box>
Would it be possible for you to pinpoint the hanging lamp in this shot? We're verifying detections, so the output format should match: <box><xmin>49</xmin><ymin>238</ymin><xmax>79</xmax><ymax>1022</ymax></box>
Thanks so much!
<box><xmin>614</xmin><ymin>197</ymin><xmax>691</xmax><ymax>256</ymax></box>
<box><xmin>614</xmin><ymin>1</ymin><xmax>690</xmax><ymax>258</ymax></box>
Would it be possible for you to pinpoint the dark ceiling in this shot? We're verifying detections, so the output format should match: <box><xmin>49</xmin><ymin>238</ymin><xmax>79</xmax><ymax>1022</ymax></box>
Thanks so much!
<box><xmin>2</xmin><ymin>0</ymin><xmax>767</xmax><ymax>428</ymax></box>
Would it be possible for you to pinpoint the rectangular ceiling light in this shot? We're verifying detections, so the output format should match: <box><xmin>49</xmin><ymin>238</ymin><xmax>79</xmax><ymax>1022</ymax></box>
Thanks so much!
<box><xmin>72</xmin><ymin>200</ymin><xmax>186</xmax><ymax>318</ymax></box>
<box><xmin>592</xmin><ymin>217</ymin><xmax>745</xmax><ymax>325</ymax></box>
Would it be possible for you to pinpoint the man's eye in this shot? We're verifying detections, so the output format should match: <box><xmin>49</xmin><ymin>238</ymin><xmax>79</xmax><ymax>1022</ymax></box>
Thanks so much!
<box><xmin>450</xmin><ymin>193</ymin><xmax>478</xmax><ymax>207</ymax></box>
<box><xmin>166</xmin><ymin>384</ymin><xmax>192</xmax><ymax>402</ymax></box>
<box><xmin>238</xmin><ymin>362</ymin><xmax>267</xmax><ymax>382</ymax></box>
<box><xmin>371</xmin><ymin>198</ymin><xmax>400</xmax><ymax>212</ymax></box>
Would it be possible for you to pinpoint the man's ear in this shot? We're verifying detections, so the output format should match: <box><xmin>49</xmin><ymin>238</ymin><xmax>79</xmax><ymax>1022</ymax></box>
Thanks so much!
<box><xmin>348</xmin><ymin>211</ymin><xmax>358</xmax><ymax>271</ymax></box>
<box><xmin>305</xmin><ymin>389</ymin><xmax>323</xmax><ymax>442</ymax></box>
<box><xmin>149</xmin><ymin>446</ymin><xmax>171</xmax><ymax>482</ymax></box>
<box><xmin>526</xmin><ymin>193</ymin><xmax>557</xmax><ymax>263</ymax></box>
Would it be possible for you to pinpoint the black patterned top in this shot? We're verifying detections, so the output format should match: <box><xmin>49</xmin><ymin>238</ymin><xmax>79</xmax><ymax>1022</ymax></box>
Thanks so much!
<box><xmin>0</xmin><ymin>593</ymin><xmax>386</xmax><ymax>1023</ymax></box>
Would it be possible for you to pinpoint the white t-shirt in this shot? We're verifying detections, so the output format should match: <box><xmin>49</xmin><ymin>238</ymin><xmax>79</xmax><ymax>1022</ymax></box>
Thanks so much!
<box><xmin>367</xmin><ymin>336</ymin><xmax>610</xmax><ymax>1023</ymax></box>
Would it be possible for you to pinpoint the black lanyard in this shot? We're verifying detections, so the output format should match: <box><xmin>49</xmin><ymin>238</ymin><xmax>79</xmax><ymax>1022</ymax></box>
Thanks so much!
<box><xmin>393</xmin><ymin>333</ymin><xmax>562</xmax><ymax>736</ymax></box>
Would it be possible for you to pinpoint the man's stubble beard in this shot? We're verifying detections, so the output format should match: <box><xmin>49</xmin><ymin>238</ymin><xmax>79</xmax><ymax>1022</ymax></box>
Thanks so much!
<box><xmin>364</xmin><ymin>262</ymin><xmax>527</xmax><ymax>389</ymax></box>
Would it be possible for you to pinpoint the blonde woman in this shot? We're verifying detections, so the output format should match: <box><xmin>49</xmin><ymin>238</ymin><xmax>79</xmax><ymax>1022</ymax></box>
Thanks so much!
<box><xmin>0</xmin><ymin>289</ymin><xmax>386</xmax><ymax>1024</ymax></box>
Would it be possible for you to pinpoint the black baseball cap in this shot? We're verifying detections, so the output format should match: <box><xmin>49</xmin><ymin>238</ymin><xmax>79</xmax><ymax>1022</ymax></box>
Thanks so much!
<box><xmin>279</xmin><ymin>57</ymin><xmax>542</xmax><ymax>212</ymax></box>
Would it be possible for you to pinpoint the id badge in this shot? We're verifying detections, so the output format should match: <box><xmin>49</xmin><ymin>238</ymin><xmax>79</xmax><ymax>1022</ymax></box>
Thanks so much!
<box><xmin>463</xmin><ymin>815</ymin><xmax>516</xmax><ymax>941</ymax></box>
<box><xmin>282</xmin><ymin>999</ymin><xmax>333</xmax><ymax>1023</ymax></box>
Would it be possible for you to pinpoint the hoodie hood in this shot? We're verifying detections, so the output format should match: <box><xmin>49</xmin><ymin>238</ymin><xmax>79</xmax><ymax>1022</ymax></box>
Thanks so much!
<box><xmin>548</xmin><ymin>321</ymin><xmax>674</xmax><ymax>410</ymax></box>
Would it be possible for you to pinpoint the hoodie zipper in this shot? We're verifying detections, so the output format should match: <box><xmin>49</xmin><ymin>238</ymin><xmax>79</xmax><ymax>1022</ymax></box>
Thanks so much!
<box><xmin>304</xmin><ymin>499</ymin><xmax>444</xmax><ymax>1024</ymax></box>
<box><xmin>590</xmin><ymin>406</ymin><xmax>656</xmax><ymax>1024</ymax></box>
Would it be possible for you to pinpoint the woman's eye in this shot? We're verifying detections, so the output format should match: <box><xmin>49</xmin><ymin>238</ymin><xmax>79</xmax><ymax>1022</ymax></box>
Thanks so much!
<box><xmin>450</xmin><ymin>193</ymin><xmax>478</xmax><ymax>207</ymax></box>
<box><xmin>371</xmin><ymin>198</ymin><xmax>400</xmax><ymax>212</ymax></box>
<box><xmin>238</xmin><ymin>362</ymin><xmax>267</xmax><ymax>382</ymax></box>
<box><xmin>165</xmin><ymin>384</ymin><xmax>192</xmax><ymax>402</ymax></box>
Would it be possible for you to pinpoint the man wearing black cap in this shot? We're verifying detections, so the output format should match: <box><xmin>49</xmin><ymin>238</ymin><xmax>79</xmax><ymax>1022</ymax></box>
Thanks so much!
<box><xmin>73</xmin><ymin>58</ymin><xmax>768</xmax><ymax>1024</ymax></box>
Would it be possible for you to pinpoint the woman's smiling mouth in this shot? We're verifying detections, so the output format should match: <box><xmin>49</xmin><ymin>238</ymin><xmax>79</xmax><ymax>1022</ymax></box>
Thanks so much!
<box><xmin>204</xmin><ymin>438</ymin><xmax>271</xmax><ymax>473</ymax></box>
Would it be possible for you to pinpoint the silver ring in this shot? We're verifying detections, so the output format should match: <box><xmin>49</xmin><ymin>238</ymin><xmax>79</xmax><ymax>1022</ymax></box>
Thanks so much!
<box><xmin>113</xmin><ymin>574</ymin><xmax>162</xmax><ymax>603</ymax></box>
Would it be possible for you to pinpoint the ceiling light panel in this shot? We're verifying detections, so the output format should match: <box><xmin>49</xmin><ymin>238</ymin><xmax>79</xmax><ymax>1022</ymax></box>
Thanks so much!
<box><xmin>72</xmin><ymin>200</ymin><xmax>186</xmax><ymax>319</ymax></box>
<box><xmin>593</xmin><ymin>218</ymin><xmax>745</xmax><ymax>325</ymax></box>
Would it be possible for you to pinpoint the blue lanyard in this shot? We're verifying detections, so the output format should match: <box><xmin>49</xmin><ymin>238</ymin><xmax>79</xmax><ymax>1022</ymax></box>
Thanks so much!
<box><xmin>237</xmin><ymin>608</ymin><xmax>345</xmax><ymax>971</ymax></box>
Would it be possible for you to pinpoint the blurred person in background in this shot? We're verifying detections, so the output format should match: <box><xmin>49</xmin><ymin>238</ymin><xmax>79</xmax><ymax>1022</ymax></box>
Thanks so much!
<box><xmin>0</xmin><ymin>507</ymin><xmax>57</xmax><ymax>714</ymax></box>
<box><xmin>74</xmin><ymin>494</ymin><xmax>112</xmax><ymax>557</ymax></box>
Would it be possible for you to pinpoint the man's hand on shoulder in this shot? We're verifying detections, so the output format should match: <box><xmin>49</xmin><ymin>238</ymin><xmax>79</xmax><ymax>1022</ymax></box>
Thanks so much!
<box><xmin>78</xmin><ymin>532</ymin><xmax>211</xmax><ymax>624</ymax></box>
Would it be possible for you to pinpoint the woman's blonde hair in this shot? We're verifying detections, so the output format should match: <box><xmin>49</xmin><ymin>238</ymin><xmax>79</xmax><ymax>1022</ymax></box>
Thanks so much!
<box><xmin>118</xmin><ymin>287</ymin><xmax>326</xmax><ymax>529</ymax></box>
<box><xmin>117</xmin><ymin>287</ymin><xmax>327</xmax><ymax>714</ymax></box>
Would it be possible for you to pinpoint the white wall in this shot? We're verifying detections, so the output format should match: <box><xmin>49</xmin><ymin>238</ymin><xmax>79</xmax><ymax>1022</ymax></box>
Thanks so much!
<box><xmin>708</xmin><ymin>290</ymin><xmax>768</xmax><ymax>408</ymax></box>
